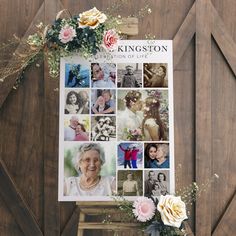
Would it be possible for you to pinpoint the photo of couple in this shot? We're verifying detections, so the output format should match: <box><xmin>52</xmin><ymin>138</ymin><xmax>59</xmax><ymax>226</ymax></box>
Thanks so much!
<box><xmin>117</xmin><ymin>90</ymin><xmax>169</xmax><ymax>141</ymax></box>
<box><xmin>117</xmin><ymin>143</ymin><xmax>143</xmax><ymax>169</ymax></box>
<box><xmin>144</xmin><ymin>170</ymin><xmax>169</xmax><ymax>197</ymax></box>
<box><xmin>64</xmin><ymin>115</ymin><xmax>90</xmax><ymax>141</ymax></box>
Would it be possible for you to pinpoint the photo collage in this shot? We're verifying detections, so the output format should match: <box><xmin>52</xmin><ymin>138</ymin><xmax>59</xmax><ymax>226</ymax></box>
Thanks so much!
<box><xmin>59</xmin><ymin>43</ymin><xmax>174</xmax><ymax>202</ymax></box>
<box><xmin>58</xmin><ymin>38</ymin><xmax>174</xmax><ymax>201</ymax></box>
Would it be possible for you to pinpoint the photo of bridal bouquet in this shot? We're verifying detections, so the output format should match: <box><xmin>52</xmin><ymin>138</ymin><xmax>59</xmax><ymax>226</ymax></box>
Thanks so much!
<box><xmin>124</xmin><ymin>128</ymin><xmax>144</xmax><ymax>141</ymax></box>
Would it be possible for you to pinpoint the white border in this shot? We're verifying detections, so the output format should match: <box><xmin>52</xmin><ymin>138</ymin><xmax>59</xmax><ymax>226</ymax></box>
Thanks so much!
<box><xmin>58</xmin><ymin>40</ymin><xmax>175</xmax><ymax>201</ymax></box>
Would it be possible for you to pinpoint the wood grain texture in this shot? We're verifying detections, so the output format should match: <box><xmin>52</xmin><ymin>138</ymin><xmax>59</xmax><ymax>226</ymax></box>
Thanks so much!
<box><xmin>0</xmin><ymin>0</ymin><xmax>236</xmax><ymax>236</ymax></box>
<box><xmin>211</xmin><ymin>5</ymin><xmax>236</xmax><ymax>77</ymax></box>
<box><xmin>196</xmin><ymin>0</ymin><xmax>212</xmax><ymax>235</ymax></box>
<box><xmin>0</xmin><ymin>1</ymin><xmax>44</xmax><ymax>109</ymax></box>
<box><xmin>212</xmin><ymin>191</ymin><xmax>236</xmax><ymax>236</ymax></box>
<box><xmin>43</xmin><ymin>1</ymin><xmax>61</xmax><ymax>235</ymax></box>
<box><xmin>0</xmin><ymin>159</ymin><xmax>43</xmax><ymax>236</ymax></box>
<box><xmin>173</xmin><ymin>1</ymin><xmax>196</xmax><ymax>68</ymax></box>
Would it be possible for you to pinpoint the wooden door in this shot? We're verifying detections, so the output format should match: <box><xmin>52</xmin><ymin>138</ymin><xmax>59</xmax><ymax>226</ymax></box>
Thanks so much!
<box><xmin>0</xmin><ymin>0</ymin><xmax>235</xmax><ymax>235</ymax></box>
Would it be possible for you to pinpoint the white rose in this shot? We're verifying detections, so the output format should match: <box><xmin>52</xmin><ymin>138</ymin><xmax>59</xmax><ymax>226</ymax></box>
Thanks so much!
<box><xmin>157</xmin><ymin>195</ymin><xmax>188</xmax><ymax>228</ymax></box>
<box><xmin>78</xmin><ymin>7</ymin><xmax>107</xmax><ymax>29</ymax></box>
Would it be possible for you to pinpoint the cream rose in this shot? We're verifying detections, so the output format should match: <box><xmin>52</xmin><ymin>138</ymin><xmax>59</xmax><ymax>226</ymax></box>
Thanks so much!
<box><xmin>157</xmin><ymin>195</ymin><xmax>188</xmax><ymax>228</ymax></box>
<box><xmin>78</xmin><ymin>7</ymin><xmax>107</xmax><ymax>29</ymax></box>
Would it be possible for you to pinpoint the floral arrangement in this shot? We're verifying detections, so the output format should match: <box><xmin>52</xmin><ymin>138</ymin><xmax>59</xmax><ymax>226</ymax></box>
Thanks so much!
<box><xmin>113</xmin><ymin>174</ymin><xmax>219</xmax><ymax>236</ymax></box>
<box><xmin>0</xmin><ymin>4</ymin><xmax>152</xmax><ymax>88</ymax></box>
<box><xmin>124</xmin><ymin>128</ymin><xmax>144</xmax><ymax>141</ymax></box>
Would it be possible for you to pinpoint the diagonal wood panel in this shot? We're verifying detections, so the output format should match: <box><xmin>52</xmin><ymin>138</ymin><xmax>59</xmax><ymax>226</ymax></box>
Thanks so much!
<box><xmin>211</xmin><ymin>4</ymin><xmax>236</xmax><ymax>78</ymax></box>
<box><xmin>0</xmin><ymin>2</ymin><xmax>44</xmax><ymax>110</ymax></box>
<box><xmin>173</xmin><ymin>2</ymin><xmax>196</xmax><ymax>69</ymax></box>
<box><xmin>0</xmin><ymin>159</ymin><xmax>43</xmax><ymax>236</ymax></box>
<box><xmin>212</xmin><ymin>191</ymin><xmax>236</xmax><ymax>236</ymax></box>
<box><xmin>195</xmin><ymin>0</ymin><xmax>212</xmax><ymax>235</ymax></box>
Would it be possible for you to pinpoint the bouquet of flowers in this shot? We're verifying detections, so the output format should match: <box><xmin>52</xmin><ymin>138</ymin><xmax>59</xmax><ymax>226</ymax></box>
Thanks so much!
<box><xmin>125</xmin><ymin>128</ymin><xmax>144</xmax><ymax>141</ymax></box>
<box><xmin>117</xmin><ymin>195</ymin><xmax>188</xmax><ymax>236</ymax></box>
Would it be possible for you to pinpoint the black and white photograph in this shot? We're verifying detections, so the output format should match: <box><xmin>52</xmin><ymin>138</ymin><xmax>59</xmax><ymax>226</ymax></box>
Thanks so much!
<box><xmin>144</xmin><ymin>170</ymin><xmax>170</xmax><ymax>198</ymax></box>
<box><xmin>91</xmin><ymin>116</ymin><xmax>116</xmax><ymax>141</ymax></box>
<box><xmin>117</xmin><ymin>63</ymin><xmax>142</xmax><ymax>87</ymax></box>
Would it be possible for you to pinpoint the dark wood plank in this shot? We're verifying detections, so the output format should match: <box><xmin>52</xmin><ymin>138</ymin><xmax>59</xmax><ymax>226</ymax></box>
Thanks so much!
<box><xmin>61</xmin><ymin>207</ymin><xmax>79</xmax><ymax>236</ymax></box>
<box><xmin>0</xmin><ymin>1</ymin><xmax>44</xmax><ymax>109</ymax></box>
<box><xmin>195</xmin><ymin>0</ymin><xmax>212</xmax><ymax>235</ymax></box>
<box><xmin>173</xmin><ymin>1</ymin><xmax>196</xmax><ymax>68</ymax></box>
<box><xmin>0</xmin><ymin>159</ymin><xmax>43</xmax><ymax>236</ymax></box>
<box><xmin>43</xmin><ymin>0</ymin><xmax>62</xmax><ymax>235</ymax></box>
<box><xmin>212</xmin><ymin>191</ymin><xmax>236</xmax><ymax>236</ymax></box>
<box><xmin>211</xmin><ymin>4</ymin><xmax>236</xmax><ymax>77</ymax></box>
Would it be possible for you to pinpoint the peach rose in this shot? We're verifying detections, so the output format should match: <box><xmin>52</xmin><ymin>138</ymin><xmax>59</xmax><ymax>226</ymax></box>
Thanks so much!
<box><xmin>157</xmin><ymin>195</ymin><xmax>188</xmax><ymax>228</ymax></box>
<box><xmin>78</xmin><ymin>7</ymin><xmax>107</xmax><ymax>29</ymax></box>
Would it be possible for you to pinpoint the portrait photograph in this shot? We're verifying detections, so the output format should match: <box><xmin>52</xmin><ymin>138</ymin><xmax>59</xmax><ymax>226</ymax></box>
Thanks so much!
<box><xmin>91</xmin><ymin>89</ymin><xmax>116</xmax><ymax>114</ymax></box>
<box><xmin>117</xmin><ymin>170</ymin><xmax>143</xmax><ymax>196</ymax></box>
<box><xmin>117</xmin><ymin>89</ymin><xmax>169</xmax><ymax>141</ymax></box>
<box><xmin>91</xmin><ymin>116</ymin><xmax>116</xmax><ymax>141</ymax></box>
<box><xmin>91</xmin><ymin>63</ymin><xmax>116</xmax><ymax>88</ymax></box>
<box><xmin>64</xmin><ymin>89</ymin><xmax>90</xmax><ymax>114</ymax></box>
<box><xmin>143</xmin><ymin>63</ymin><xmax>168</xmax><ymax>88</ymax></box>
<box><xmin>144</xmin><ymin>169</ymin><xmax>170</xmax><ymax>198</ymax></box>
<box><xmin>117</xmin><ymin>63</ymin><xmax>142</xmax><ymax>88</ymax></box>
<box><xmin>117</xmin><ymin>142</ymin><xmax>143</xmax><ymax>169</ymax></box>
<box><xmin>144</xmin><ymin>143</ymin><xmax>170</xmax><ymax>169</ymax></box>
<box><xmin>63</xmin><ymin>142</ymin><xmax>116</xmax><ymax>197</ymax></box>
<box><xmin>64</xmin><ymin>115</ymin><xmax>90</xmax><ymax>141</ymax></box>
<box><xmin>65</xmin><ymin>63</ymin><xmax>90</xmax><ymax>88</ymax></box>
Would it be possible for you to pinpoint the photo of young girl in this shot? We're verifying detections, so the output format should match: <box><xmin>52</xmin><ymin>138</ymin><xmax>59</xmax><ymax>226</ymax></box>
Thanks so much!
<box><xmin>65</xmin><ymin>89</ymin><xmax>89</xmax><ymax>114</ymax></box>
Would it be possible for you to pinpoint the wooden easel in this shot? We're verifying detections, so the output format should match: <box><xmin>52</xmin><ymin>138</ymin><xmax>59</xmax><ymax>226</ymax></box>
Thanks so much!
<box><xmin>77</xmin><ymin>201</ymin><xmax>143</xmax><ymax>236</ymax></box>
<box><xmin>76</xmin><ymin>18</ymin><xmax>139</xmax><ymax>236</ymax></box>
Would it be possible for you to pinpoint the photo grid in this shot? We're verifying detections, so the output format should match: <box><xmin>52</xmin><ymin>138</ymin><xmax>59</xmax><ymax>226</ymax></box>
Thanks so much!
<box><xmin>60</xmin><ymin>58</ymin><xmax>172</xmax><ymax>201</ymax></box>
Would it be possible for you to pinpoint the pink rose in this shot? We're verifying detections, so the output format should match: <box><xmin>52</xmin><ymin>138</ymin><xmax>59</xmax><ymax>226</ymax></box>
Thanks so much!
<box><xmin>103</xmin><ymin>29</ymin><xmax>119</xmax><ymax>50</ymax></box>
<box><xmin>132</xmin><ymin>197</ymin><xmax>155</xmax><ymax>222</ymax></box>
<box><xmin>59</xmin><ymin>25</ymin><xmax>76</xmax><ymax>44</ymax></box>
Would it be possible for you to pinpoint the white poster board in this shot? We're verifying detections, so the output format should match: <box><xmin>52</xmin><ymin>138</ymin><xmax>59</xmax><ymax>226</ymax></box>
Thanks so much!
<box><xmin>58</xmin><ymin>40</ymin><xmax>174</xmax><ymax>201</ymax></box>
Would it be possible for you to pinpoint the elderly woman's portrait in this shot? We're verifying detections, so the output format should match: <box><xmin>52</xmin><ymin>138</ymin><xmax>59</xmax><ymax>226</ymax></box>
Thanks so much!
<box><xmin>143</xmin><ymin>63</ymin><xmax>168</xmax><ymax>88</ymax></box>
<box><xmin>64</xmin><ymin>143</ymin><xmax>116</xmax><ymax>197</ymax></box>
<box><xmin>65</xmin><ymin>63</ymin><xmax>90</xmax><ymax>88</ymax></box>
<box><xmin>117</xmin><ymin>170</ymin><xmax>143</xmax><ymax>197</ymax></box>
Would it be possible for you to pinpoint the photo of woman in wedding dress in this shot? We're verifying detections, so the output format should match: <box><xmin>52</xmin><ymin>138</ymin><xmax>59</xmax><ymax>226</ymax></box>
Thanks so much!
<box><xmin>117</xmin><ymin>90</ymin><xmax>168</xmax><ymax>141</ymax></box>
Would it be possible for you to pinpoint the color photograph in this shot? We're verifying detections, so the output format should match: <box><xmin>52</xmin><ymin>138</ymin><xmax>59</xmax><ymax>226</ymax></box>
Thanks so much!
<box><xmin>64</xmin><ymin>142</ymin><xmax>116</xmax><ymax>197</ymax></box>
<box><xmin>65</xmin><ymin>63</ymin><xmax>90</xmax><ymax>88</ymax></box>
<box><xmin>117</xmin><ymin>90</ymin><xmax>169</xmax><ymax>141</ymax></box>
<box><xmin>117</xmin><ymin>142</ymin><xmax>143</xmax><ymax>169</ymax></box>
